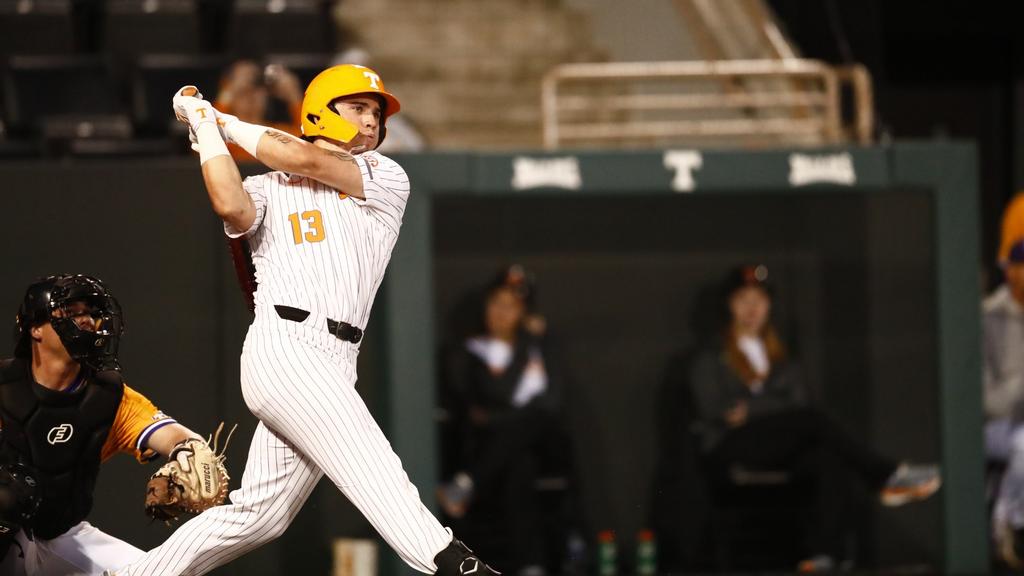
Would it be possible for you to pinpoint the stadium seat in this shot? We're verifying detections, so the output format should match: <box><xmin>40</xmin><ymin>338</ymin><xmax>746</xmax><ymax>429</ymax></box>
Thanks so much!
<box><xmin>41</xmin><ymin>114</ymin><xmax>132</xmax><ymax>141</ymax></box>
<box><xmin>34</xmin><ymin>113</ymin><xmax>177</xmax><ymax>158</ymax></box>
<box><xmin>1</xmin><ymin>55</ymin><xmax>122</xmax><ymax>136</ymax></box>
<box><xmin>227</xmin><ymin>0</ymin><xmax>335</xmax><ymax>57</ymax></box>
<box><xmin>40</xmin><ymin>113</ymin><xmax>126</xmax><ymax>154</ymax></box>
<box><xmin>0</xmin><ymin>139</ymin><xmax>38</xmax><ymax>157</ymax></box>
<box><xmin>0</xmin><ymin>101</ymin><xmax>39</xmax><ymax>158</ymax></box>
<box><xmin>0</xmin><ymin>0</ymin><xmax>79</xmax><ymax>55</ymax></box>
<box><xmin>131</xmin><ymin>53</ymin><xmax>229</xmax><ymax>135</ymax></box>
<box><xmin>101</xmin><ymin>0</ymin><xmax>202</xmax><ymax>57</ymax></box>
<box><xmin>263</xmin><ymin>52</ymin><xmax>332</xmax><ymax>88</ymax></box>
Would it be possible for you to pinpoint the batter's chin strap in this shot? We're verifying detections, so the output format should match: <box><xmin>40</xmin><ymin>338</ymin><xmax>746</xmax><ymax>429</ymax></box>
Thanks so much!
<box><xmin>227</xmin><ymin>237</ymin><xmax>257</xmax><ymax>312</ymax></box>
<box><xmin>434</xmin><ymin>539</ymin><xmax>501</xmax><ymax>576</ymax></box>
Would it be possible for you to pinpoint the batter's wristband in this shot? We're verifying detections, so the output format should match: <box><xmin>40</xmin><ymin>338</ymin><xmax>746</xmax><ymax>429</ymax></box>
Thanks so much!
<box><xmin>224</xmin><ymin>120</ymin><xmax>266</xmax><ymax>159</ymax></box>
<box><xmin>195</xmin><ymin>121</ymin><xmax>230</xmax><ymax>164</ymax></box>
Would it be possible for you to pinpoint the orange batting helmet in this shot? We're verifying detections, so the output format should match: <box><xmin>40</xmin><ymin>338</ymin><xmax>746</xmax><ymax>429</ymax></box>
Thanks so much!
<box><xmin>300</xmin><ymin>64</ymin><xmax>401</xmax><ymax>148</ymax></box>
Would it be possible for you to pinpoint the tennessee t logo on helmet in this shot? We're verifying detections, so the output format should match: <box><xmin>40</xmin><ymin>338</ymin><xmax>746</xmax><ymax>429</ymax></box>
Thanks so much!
<box><xmin>300</xmin><ymin>64</ymin><xmax>401</xmax><ymax>148</ymax></box>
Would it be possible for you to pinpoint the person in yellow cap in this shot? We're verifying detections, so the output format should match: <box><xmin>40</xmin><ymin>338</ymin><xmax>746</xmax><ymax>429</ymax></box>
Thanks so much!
<box><xmin>1000</xmin><ymin>193</ymin><xmax>1024</xmax><ymax>264</ymax></box>
<box><xmin>107</xmin><ymin>65</ymin><xmax>499</xmax><ymax>576</ymax></box>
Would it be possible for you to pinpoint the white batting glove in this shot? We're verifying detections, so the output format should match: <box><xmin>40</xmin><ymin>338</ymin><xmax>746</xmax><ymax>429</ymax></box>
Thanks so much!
<box><xmin>185</xmin><ymin>110</ymin><xmax>239</xmax><ymax>152</ymax></box>
<box><xmin>187</xmin><ymin>127</ymin><xmax>201</xmax><ymax>153</ymax></box>
<box><xmin>172</xmin><ymin>85</ymin><xmax>217</xmax><ymax>132</ymax></box>
<box><xmin>182</xmin><ymin>103</ymin><xmax>265</xmax><ymax>159</ymax></box>
<box><xmin>174</xmin><ymin>85</ymin><xmax>232</xmax><ymax>163</ymax></box>
<box><xmin>214</xmin><ymin>110</ymin><xmax>241</xmax><ymax>144</ymax></box>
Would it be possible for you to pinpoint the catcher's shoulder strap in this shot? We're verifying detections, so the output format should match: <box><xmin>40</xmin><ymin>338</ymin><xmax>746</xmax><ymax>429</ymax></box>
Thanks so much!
<box><xmin>0</xmin><ymin>360</ymin><xmax>123</xmax><ymax>446</ymax></box>
<box><xmin>0</xmin><ymin>358</ymin><xmax>32</xmax><ymax>422</ymax></box>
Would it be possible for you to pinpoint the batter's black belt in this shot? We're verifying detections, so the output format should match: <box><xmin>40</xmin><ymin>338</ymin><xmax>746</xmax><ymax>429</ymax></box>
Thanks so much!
<box><xmin>274</xmin><ymin>305</ymin><xmax>363</xmax><ymax>344</ymax></box>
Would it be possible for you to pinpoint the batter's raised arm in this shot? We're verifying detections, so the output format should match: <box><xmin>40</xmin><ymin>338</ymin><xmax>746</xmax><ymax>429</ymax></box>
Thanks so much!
<box><xmin>219</xmin><ymin>123</ymin><xmax>367</xmax><ymax>198</ymax></box>
<box><xmin>172</xmin><ymin>86</ymin><xmax>256</xmax><ymax>232</ymax></box>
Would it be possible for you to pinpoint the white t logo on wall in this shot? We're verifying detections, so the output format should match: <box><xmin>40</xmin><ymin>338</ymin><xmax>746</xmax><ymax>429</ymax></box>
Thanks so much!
<box><xmin>47</xmin><ymin>423</ymin><xmax>74</xmax><ymax>445</ymax></box>
<box><xmin>663</xmin><ymin>150</ymin><xmax>703</xmax><ymax>192</ymax></box>
<box><xmin>362</xmin><ymin>71</ymin><xmax>381</xmax><ymax>90</ymax></box>
<box><xmin>511</xmin><ymin>156</ymin><xmax>582</xmax><ymax>190</ymax></box>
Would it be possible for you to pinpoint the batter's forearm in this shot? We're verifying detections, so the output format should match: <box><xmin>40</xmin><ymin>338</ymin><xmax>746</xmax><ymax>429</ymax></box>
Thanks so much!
<box><xmin>201</xmin><ymin>155</ymin><xmax>255</xmax><ymax>232</ymax></box>
<box><xmin>253</xmin><ymin>129</ymin><xmax>320</xmax><ymax>177</ymax></box>
<box><xmin>255</xmin><ymin>129</ymin><xmax>366</xmax><ymax>198</ymax></box>
<box><xmin>221</xmin><ymin>116</ymin><xmax>365</xmax><ymax>197</ymax></box>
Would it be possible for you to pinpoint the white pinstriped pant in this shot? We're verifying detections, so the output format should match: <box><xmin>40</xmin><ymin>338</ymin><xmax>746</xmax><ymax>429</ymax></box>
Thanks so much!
<box><xmin>119</xmin><ymin>321</ymin><xmax>453</xmax><ymax>575</ymax></box>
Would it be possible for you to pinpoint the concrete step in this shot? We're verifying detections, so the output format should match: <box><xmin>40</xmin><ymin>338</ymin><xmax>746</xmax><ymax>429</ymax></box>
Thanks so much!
<box><xmin>425</xmin><ymin>125</ymin><xmax>543</xmax><ymax>150</ymax></box>
<box><xmin>333</xmin><ymin>0</ymin><xmax>604</xmax><ymax>149</ymax></box>
<box><xmin>337</xmin><ymin>0</ymin><xmax>588</xmax><ymax>25</ymax></box>
<box><xmin>372</xmin><ymin>49</ymin><xmax>603</xmax><ymax>82</ymax></box>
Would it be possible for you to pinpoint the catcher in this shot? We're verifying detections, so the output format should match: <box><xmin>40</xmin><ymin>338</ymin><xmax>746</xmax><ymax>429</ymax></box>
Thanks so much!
<box><xmin>0</xmin><ymin>274</ymin><xmax>230</xmax><ymax>575</ymax></box>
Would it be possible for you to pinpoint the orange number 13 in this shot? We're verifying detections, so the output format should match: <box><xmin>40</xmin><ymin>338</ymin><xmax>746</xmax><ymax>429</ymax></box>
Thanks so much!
<box><xmin>287</xmin><ymin>210</ymin><xmax>326</xmax><ymax>244</ymax></box>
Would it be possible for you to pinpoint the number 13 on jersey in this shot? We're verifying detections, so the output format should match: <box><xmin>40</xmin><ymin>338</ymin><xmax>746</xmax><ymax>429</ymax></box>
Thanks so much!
<box><xmin>288</xmin><ymin>210</ymin><xmax>326</xmax><ymax>244</ymax></box>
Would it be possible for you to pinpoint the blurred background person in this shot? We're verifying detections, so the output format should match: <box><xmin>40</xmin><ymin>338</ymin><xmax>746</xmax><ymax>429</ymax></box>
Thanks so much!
<box><xmin>437</xmin><ymin>264</ymin><xmax>569</xmax><ymax>576</ymax></box>
<box><xmin>690</xmin><ymin>265</ymin><xmax>942</xmax><ymax>573</ymax></box>
<box><xmin>983</xmin><ymin>238</ymin><xmax>1024</xmax><ymax>568</ymax></box>
<box><xmin>1001</xmin><ymin>195</ymin><xmax>1024</xmax><ymax>268</ymax></box>
<box><xmin>213</xmin><ymin>60</ymin><xmax>303</xmax><ymax>162</ymax></box>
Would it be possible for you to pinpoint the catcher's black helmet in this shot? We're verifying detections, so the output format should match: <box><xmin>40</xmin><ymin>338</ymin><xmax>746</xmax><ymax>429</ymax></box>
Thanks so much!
<box><xmin>13</xmin><ymin>274</ymin><xmax>125</xmax><ymax>372</ymax></box>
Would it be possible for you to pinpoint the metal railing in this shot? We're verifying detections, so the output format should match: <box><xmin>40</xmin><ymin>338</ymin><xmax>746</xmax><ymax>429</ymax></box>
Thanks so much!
<box><xmin>541</xmin><ymin>59</ymin><xmax>874</xmax><ymax>150</ymax></box>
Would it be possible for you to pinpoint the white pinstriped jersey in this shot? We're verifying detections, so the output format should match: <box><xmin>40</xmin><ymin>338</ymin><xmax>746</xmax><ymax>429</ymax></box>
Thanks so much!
<box><xmin>118</xmin><ymin>138</ymin><xmax>456</xmax><ymax>576</ymax></box>
<box><xmin>226</xmin><ymin>150</ymin><xmax>409</xmax><ymax>330</ymax></box>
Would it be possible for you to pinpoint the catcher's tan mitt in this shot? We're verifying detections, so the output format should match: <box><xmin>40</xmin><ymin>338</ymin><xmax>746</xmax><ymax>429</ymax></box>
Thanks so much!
<box><xmin>145</xmin><ymin>423</ymin><xmax>235</xmax><ymax>523</ymax></box>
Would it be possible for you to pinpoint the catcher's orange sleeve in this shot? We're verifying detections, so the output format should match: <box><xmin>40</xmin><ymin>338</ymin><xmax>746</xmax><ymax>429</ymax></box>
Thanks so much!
<box><xmin>101</xmin><ymin>384</ymin><xmax>176</xmax><ymax>463</ymax></box>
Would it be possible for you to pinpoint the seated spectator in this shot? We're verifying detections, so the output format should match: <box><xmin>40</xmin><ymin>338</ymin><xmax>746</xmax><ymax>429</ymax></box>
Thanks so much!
<box><xmin>690</xmin><ymin>265</ymin><xmax>941</xmax><ymax>573</ymax></box>
<box><xmin>437</xmin><ymin>265</ymin><xmax>566</xmax><ymax>576</ymax></box>
<box><xmin>213</xmin><ymin>60</ymin><xmax>303</xmax><ymax>162</ymax></box>
<box><xmin>984</xmin><ymin>239</ymin><xmax>1024</xmax><ymax>567</ymax></box>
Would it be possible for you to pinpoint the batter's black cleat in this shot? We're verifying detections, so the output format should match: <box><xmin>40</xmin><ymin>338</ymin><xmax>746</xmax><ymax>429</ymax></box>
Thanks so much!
<box><xmin>434</xmin><ymin>538</ymin><xmax>500</xmax><ymax>576</ymax></box>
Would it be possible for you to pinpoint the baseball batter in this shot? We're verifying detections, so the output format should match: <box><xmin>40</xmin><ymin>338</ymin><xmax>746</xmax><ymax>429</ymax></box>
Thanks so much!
<box><xmin>112</xmin><ymin>66</ymin><xmax>499</xmax><ymax>576</ymax></box>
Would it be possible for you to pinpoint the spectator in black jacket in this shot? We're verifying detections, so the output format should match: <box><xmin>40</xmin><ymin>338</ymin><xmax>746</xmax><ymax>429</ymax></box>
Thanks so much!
<box><xmin>690</xmin><ymin>265</ymin><xmax>941</xmax><ymax>573</ymax></box>
<box><xmin>437</xmin><ymin>265</ymin><xmax>566</xmax><ymax>576</ymax></box>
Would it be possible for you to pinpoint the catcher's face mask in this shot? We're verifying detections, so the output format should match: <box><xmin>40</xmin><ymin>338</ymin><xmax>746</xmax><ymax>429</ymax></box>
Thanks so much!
<box><xmin>46</xmin><ymin>276</ymin><xmax>125</xmax><ymax>372</ymax></box>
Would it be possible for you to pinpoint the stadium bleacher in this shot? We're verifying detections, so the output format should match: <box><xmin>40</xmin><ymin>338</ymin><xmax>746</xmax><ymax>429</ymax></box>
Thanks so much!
<box><xmin>102</xmin><ymin>0</ymin><xmax>203</xmax><ymax>56</ymax></box>
<box><xmin>227</xmin><ymin>0</ymin><xmax>334</xmax><ymax>57</ymax></box>
<box><xmin>0</xmin><ymin>0</ymin><xmax>337</xmax><ymax>157</ymax></box>
<box><xmin>131</xmin><ymin>53</ymin><xmax>228</xmax><ymax>136</ymax></box>
<box><xmin>0</xmin><ymin>0</ymin><xmax>79</xmax><ymax>55</ymax></box>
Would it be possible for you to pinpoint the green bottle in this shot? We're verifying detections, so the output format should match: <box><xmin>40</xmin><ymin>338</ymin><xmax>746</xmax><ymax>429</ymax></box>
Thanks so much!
<box><xmin>596</xmin><ymin>530</ymin><xmax>617</xmax><ymax>576</ymax></box>
<box><xmin>635</xmin><ymin>530</ymin><xmax>657</xmax><ymax>576</ymax></box>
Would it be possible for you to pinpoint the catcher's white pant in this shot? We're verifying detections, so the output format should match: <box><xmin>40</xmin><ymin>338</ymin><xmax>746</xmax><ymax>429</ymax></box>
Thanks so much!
<box><xmin>0</xmin><ymin>521</ymin><xmax>143</xmax><ymax>576</ymax></box>
<box><xmin>117</xmin><ymin>317</ymin><xmax>453</xmax><ymax>576</ymax></box>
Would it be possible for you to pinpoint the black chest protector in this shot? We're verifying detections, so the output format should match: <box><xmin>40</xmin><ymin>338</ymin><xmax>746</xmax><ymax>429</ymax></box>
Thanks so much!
<box><xmin>0</xmin><ymin>358</ymin><xmax>122</xmax><ymax>540</ymax></box>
